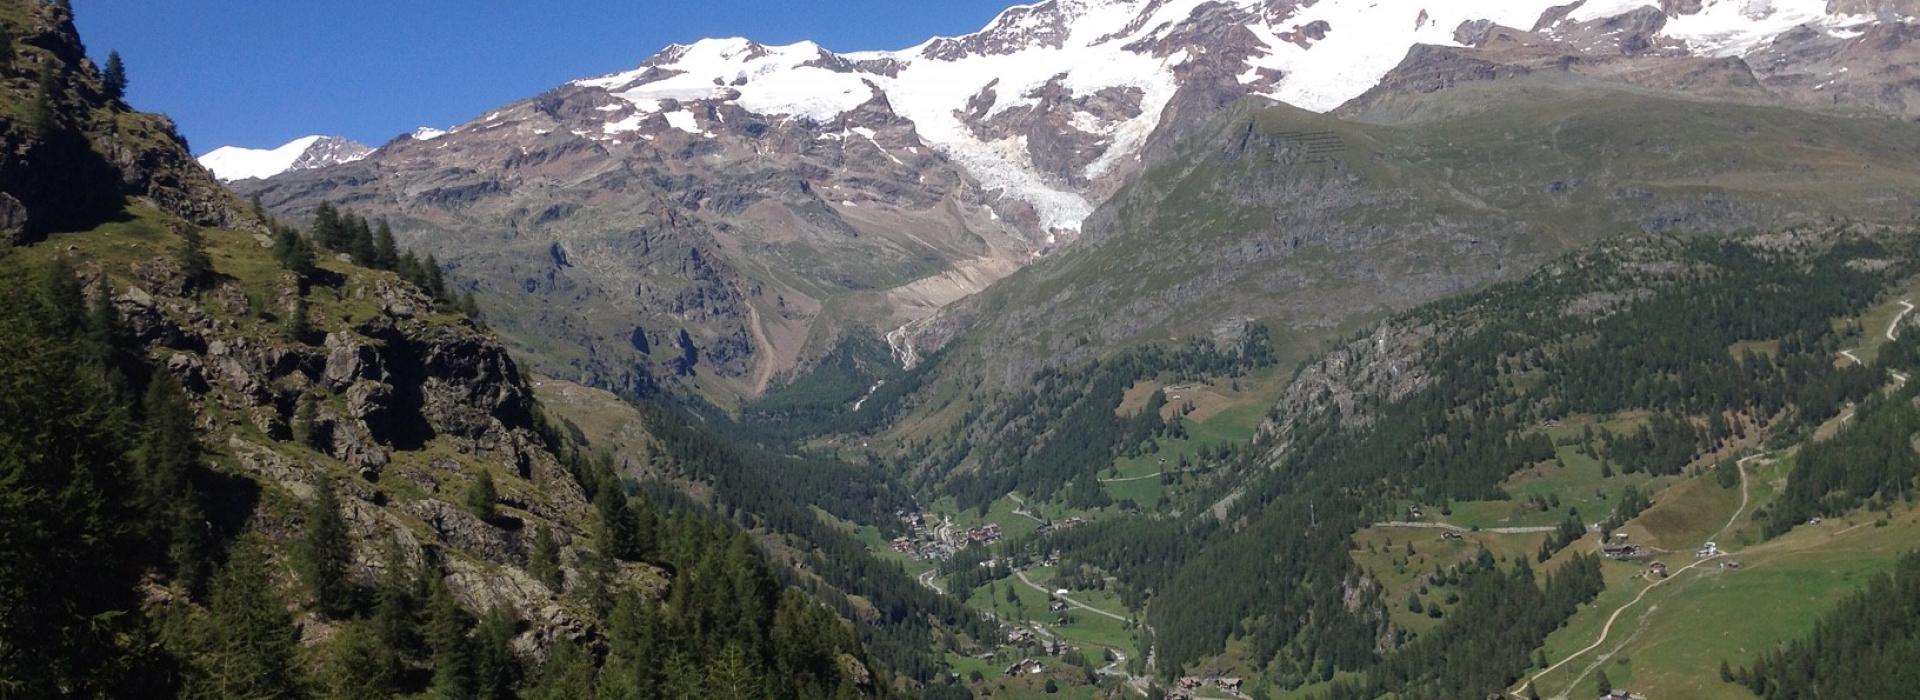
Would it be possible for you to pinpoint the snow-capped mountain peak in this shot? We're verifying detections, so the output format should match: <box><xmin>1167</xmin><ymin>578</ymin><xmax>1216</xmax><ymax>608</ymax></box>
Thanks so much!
<box><xmin>553</xmin><ymin>0</ymin><xmax>1897</xmax><ymax>238</ymax></box>
<box><xmin>198</xmin><ymin>135</ymin><xmax>371</xmax><ymax>182</ymax></box>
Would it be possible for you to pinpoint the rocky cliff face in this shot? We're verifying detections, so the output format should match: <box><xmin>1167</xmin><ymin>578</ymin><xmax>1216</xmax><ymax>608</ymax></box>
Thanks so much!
<box><xmin>75</xmin><ymin>228</ymin><xmax>633</xmax><ymax>649</ymax></box>
<box><xmin>0</xmin><ymin>1</ymin><xmax>239</xmax><ymax>244</ymax></box>
<box><xmin>231</xmin><ymin>0</ymin><xmax>1920</xmax><ymax>409</ymax></box>
<box><xmin>902</xmin><ymin>76</ymin><xmax>1920</xmax><ymax>394</ymax></box>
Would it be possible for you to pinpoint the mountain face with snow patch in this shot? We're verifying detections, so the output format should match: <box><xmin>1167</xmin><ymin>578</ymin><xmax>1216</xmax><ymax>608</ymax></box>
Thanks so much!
<box><xmin>235</xmin><ymin>0</ymin><xmax>1920</xmax><ymax>403</ymax></box>
<box><xmin>198</xmin><ymin>135</ymin><xmax>371</xmax><ymax>181</ymax></box>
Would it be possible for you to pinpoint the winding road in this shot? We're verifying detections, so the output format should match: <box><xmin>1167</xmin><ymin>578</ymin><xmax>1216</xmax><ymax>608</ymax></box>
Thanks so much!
<box><xmin>1005</xmin><ymin>493</ymin><xmax>1050</xmax><ymax>525</ymax></box>
<box><xmin>1888</xmin><ymin>300</ymin><xmax>1914</xmax><ymax>341</ymax></box>
<box><xmin>1373</xmin><ymin>520</ymin><xmax>1561</xmax><ymax>535</ymax></box>
<box><xmin>1513</xmin><ymin>452</ymin><xmax>1764</xmax><ymax>699</ymax></box>
<box><xmin>1015</xmin><ymin>569</ymin><xmax>1130</xmax><ymax>623</ymax></box>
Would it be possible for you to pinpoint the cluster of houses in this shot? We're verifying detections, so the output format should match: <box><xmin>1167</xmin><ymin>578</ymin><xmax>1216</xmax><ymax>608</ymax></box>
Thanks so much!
<box><xmin>1003</xmin><ymin>657</ymin><xmax>1045</xmax><ymax>676</ymax></box>
<box><xmin>886</xmin><ymin>510</ymin><xmax>957</xmax><ymax>560</ymax></box>
<box><xmin>1169</xmin><ymin>676</ymin><xmax>1243</xmax><ymax>698</ymax></box>
<box><xmin>1000</xmin><ymin>627</ymin><xmax>1071</xmax><ymax>676</ymax></box>
<box><xmin>965</xmin><ymin>522</ymin><xmax>1004</xmax><ymax>545</ymax></box>
<box><xmin>1033</xmin><ymin>516</ymin><xmax>1089</xmax><ymax>537</ymax></box>
<box><xmin>883</xmin><ymin>511</ymin><xmax>1007</xmax><ymax>560</ymax></box>
<box><xmin>1601</xmin><ymin>543</ymin><xmax>1649</xmax><ymax>560</ymax></box>
<box><xmin>885</xmin><ymin>534</ymin><xmax>949</xmax><ymax>560</ymax></box>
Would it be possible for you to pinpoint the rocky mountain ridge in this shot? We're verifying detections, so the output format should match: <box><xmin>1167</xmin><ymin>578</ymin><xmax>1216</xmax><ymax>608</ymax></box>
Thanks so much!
<box><xmin>236</xmin><ymin>0</ymin><xmax>1920</xmax><ymax>407</ymax></box>
<box><xmin>0</xmin><ymin>0</ymin><xmax>240</xmax><ymax>244</ymax></box>
<box><xmin>199</xmin><ymin>134</ymin><xmax>371</xmax><ymax>181</ymax></box>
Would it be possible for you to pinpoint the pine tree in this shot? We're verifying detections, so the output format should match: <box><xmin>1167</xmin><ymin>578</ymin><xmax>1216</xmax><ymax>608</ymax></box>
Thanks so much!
<box><xmin>424</xmin><ymin>254</ymin><xmax>447</xmax><ymax>299</ymax></box>
<box><xmin>473</xmin><ymin>605</ymin><xmax>519</xmax><ymax>700</ymax></box>
<box><xmin>26</xmin><ymin>65</ymin><xmax>57</xmax><ymax>138</ymax></box>
<box><xmin>293</xmin><ymin>392</ymin><xmax>321</xmax><ymax>449</ymax></box>
<box><xmin>324</xmin><ymin>620</ymin><xmax>397</xmax><ymax>700</ymax></box>
<box><xmin>466</xmin><ymin>469</ymin><xmax>497</xmax><ymax>520</ymax></box>
<box><xmin>190</xmin><ymin>539</ymin><xmax>303</xmax><ymax>699</ymax></box>
<box><xmin>371</xmin><ymin>542</ymin><xmax>419</xmax><ymax>663</ymax></box>
<box><xmin>271</xmin><ymin>227</ymin><xmax>315</xmax><ymax>278</ymax></box>
<box><xmin>285</xmin><ymin>294</ymin><xmax>311</xmax><ymax>344</ymax></box>
<box><xmin>312</xmin><ymin>202</ymin><xmax>347</xmax><ymax>251</ymax></box>
<box><xmin>707</xmin><ymin>643</ymin><xmax>762</xmax><ymax>700</ymax></box>
<box><xmin>374</xmin><ymin>220</ymin><xmax>399</xmax><ymax>270</ymax></box>
<box><xmin>300</xmin><ymin>476</ymin><xmax>355</xmax><ymax>617</ymax></box>
<box><xmin>349</xmin><ymin>216</ymin><xmax>378</xmax><ymax>268</ymax></box>
<box><xmin>426</xmin><ymin>570</ymin><xmax>477</xmax><ymax>700</ymax></box>
<box><xmin>140</xmin><ymin>375</ymin><xmax>214</xmax><ymax>594</ymax></box>
<box><xmin>1597</xmin><ymin>668</ymin><xmax>1612</xmax><ymax>695</ymax></box>
<box><xmin>40</xmin><ymin>257</ymin><xmax>88</xmax><ymax>334</ymax></box>
<box><xmin>102</xmin><ymin>50</ymin><xmax>127</xmax><ymax>101</ymax></box>
<box><xmin>523</xmin><ymin>638</ymin><xmax>595</xmax><ymax>700</ymax></box>
<box><xmin>0</xmin><ymin>262</ymin><xmax>156</xmax><ymax>696</ymax></box>
<box><xmin>527</xmin><ymin>524</ymin><xmax>562</xmax><ymax>590</ymax></box>
<box><xmin>593</xmin><ymin>484</ymin><xmax>646</xmax><ymax>562</ymax></box>
<box><xmin>84</xmin><ymin>283</ymin><xmax>136</xmax><ymax>395</ymax></box>
<box><xmin>178</xmin><ymin>226</ymin><xmax>215</xmax><ymax>292</ymax></box>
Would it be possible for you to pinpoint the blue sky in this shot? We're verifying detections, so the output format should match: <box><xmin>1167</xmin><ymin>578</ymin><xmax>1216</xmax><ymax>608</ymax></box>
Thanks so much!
<box><xmin>73</xmin><ymin>1</ymin><xmax>1017</xmax><ymax>154</ymax></box>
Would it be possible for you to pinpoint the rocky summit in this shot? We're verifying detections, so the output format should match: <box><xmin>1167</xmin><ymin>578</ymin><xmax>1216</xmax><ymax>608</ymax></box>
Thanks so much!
<box><xmin>199</xmin><ymin>135</ymin><xmax>372</xmax><ymax>182</ymax></box>
<box><xmin>229</xmin><ymin>0</ymin><xmax>1920</xmax><ymax>405</ymax></box>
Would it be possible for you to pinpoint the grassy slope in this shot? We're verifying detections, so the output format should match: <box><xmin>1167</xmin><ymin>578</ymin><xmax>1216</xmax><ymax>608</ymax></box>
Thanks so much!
<box><xmin>1516</xmin><ymin>292</ymin><xmax>1920</xmax><ymax>699</ymax></box>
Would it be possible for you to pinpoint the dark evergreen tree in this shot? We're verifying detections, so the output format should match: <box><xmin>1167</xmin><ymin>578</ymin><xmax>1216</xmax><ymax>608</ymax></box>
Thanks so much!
<box><xmin>285</xmin><ymin>293</ymin><xmax>312</xmax><ymax>343</ymax></box>
<box><xmin>528</xmin><ymin>524</ymin><xmax>563</xmax><ymax>590</ymax></box>
<box><xmin>426</xmin><ymin>569</ymin><xmax>477</xmax><ymax>700</ymax></box>
<box><xmin>102</xmin><ymin>50</ymin><xmax>127</xmax><ymax>100</ymax></box>
<box><xmin>0</xmin><ymin>259</ymin><xmax>159</xmax><ymax>696</ymax></box>
<box><xmin>178</xmin><ymin>226</ymin><xmax>215</xmax><ymax>292</ymax></box>
<box><xmin>140</xmin><ymin>374</ymin><xmax>215</xmax><ymax>594</ymax></box>
<box><xmin>325</xmin><ymin>620</ymin><xmax>399</xmax><ymax>700</ymax></box>
<box><xmin>473</xmin><ymin>605</ymin><xmax>520</xmax><ymax>700</ymax></box>
<box><xmin>293</xmin><ymin>392</ymin><xmax>322</xmax><ymax>449</ymax></box>
<box><xmin>466</xmin><ymin>469</ymin><xmax>497</xmax><ymax>519</ymax></box>
<box><xmin>185</xmin><ymin>539</ymin><xmax>303</xmax><ymax>699</ymax></box>
<box><xmin>300</xmin><ymin>476</ymin><xmax>355</xmax><ymax>617</ymax></box>
<box><xmin>524</xmin><ymin>638</ymin><xmax>595</xmax><ymax>700</ymax></box>
<box><xmin>270</xmin><ymin>226</ymin><xmax>316</xmax><ymax>278</ymax></box>
<box><xmin>374</xmin><ymin>220</ymin><xmax>399</xmax><ymax>270</ymax></box>
<box><xmin>25</xmin><ymin>65</ymin><xmax>58</xmax><ymax>138</ymax></box>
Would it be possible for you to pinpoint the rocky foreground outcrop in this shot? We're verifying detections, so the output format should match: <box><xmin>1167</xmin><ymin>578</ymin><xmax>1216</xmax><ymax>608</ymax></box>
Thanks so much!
<box><xmin>0</xmin><ymin>1</ymin><xmax>240</xmax><ymax>244</ymax></box>
<box><xmin>83</xmin><ymin>241</ymin><xmax>643</xmax><ymax>653</ymax></box>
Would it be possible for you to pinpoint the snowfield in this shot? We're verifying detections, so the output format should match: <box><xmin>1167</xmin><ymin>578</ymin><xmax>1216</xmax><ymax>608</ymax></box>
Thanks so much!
<box><xmin>199</xmin><ymin>136</ymin><xmax>335</xmax><ymax>182</ymax></box>
<box><xmin>210</xmin><ymin>0</ymin><xmax>1887</xmax><ymax>228</ymax></box>
<box><xmin>563</xmin><ymin>0</ymin><xmax>1877</xmax><ymax>234</ymax></box>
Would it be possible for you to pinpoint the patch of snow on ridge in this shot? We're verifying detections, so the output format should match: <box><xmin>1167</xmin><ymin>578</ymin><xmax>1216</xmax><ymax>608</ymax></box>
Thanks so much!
<box><xmin>199</xmin><ymin>135</ymin><xmax>371</xmax><ymax>182</ymax></box>
<box><xmin>663</xmin><ymin>111</ymin><xmax>701</xmax><ymax>133</ymax></box>
<box><xmin>1662</xmin><ymin>0</ymin><xmax>1874</xmax><ymax>57</ymax></box>
<box><xmin>579</xmin><ymin>38</ymin><xmax>875</xmax><ymax>122</ymax></box>
<box><xmin>411</xmin><ymin>127</ymin><xmax>448</xmax><ymax>141</ymax></box>
<box><xmin>1243</xmin><ymin>1</ymin><xmax>1559</xmax><ymax>112</ymax></box>
<box><xmin>199</xmin><ymin>135</ymin><xmax>325</xmax><ymax>181</ymax></box>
